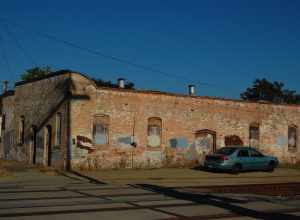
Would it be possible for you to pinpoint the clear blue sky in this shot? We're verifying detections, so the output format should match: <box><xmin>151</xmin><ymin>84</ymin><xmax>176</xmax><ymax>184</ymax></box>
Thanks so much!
<box><xmin>0</xmin><ymin>0</ymin><xmax>299</xmax><ymax>98</ymax></box>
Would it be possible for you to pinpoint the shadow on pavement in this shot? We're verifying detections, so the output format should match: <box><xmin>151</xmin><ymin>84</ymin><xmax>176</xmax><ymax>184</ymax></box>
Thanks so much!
<box><xmin>135</xmin><ymin>184</ymin><xmax>299</xmax><ymax>220</ymax></box>
<box><xmin>67</xmin><ymin>170</ymin><xmax>107</xmax><ymax>185</ymax></box>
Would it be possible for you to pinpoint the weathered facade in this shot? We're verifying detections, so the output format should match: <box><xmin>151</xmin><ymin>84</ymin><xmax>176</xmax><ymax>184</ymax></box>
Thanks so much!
<box><xmin>0</xmin><ymin>71</ymin><xmax>299</xmax><ymax>169</ymax></box>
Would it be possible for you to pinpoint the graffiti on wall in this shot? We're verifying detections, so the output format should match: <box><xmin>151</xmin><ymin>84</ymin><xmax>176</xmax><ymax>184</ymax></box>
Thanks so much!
<box><xmin>116</xmin><ymin>135</ymin><xmax>136</xmax><ymax>149</ymax></box>
<box><xmin>169</xmin><ymin>137</ymin><xmax>188</xmax><ymax>149</ymax></box>
<box><xmin>225</xmin><ymin>135</ymin><xmax>243</xmax><ymax>146</ymax></box>
<box><xmin>76</xmin><ymin>135</ymin><xmax>96</xmax><ymax>153</ymax></box>
<box><xmin>194</xmin><ymin>133</ymin><xmax>214</xmax><ymax>154</ymax></box>
<box><xmin>276</xmin><ymin>136</ymin><xmax>286</xmax><ymax>148</ymax></box>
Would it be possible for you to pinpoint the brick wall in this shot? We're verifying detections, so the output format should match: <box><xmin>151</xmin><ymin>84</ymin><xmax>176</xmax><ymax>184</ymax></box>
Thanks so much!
<box><xmin>69</xmin><ymin>74</ymin><xmax>300</xmax><ymax>169</ymax></box>
<box><xmin>0</xmin><ymin>73</ymin><xmax>71</xmax><ymax>169</ymax></box>
<box><xmin>1</xmin><ymin>72</ymin><xmax>299</xmax><ymax>170</ymax></box>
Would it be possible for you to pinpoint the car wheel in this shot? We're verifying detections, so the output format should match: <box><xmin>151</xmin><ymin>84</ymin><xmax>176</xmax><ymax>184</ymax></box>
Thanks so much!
<box><xmin>231</xmin><ymin>164</ymin><xmax>242</xmax><ymax>174</ymax></box>
<box><xmin>266</xmin><ymin>161</ymin><xmax>275</xmax><ymax>172</ymax></box>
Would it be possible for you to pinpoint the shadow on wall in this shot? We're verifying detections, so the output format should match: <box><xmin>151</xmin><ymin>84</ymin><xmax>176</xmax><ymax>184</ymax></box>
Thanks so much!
<box><xmin>3</xmin><ymin>130</ymin><xmax>14</xmax><ymax>159</ymax></box>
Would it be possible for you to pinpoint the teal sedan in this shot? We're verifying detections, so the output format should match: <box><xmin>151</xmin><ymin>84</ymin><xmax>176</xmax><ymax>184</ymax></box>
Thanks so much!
<box><xmin>204</xmin><ymin>146</ymin><xmax>279</xmax><ymax>173</ymax></box>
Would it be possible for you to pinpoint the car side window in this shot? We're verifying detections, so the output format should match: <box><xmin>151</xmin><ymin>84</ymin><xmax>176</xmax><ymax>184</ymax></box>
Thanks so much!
<box><xmin>249</xmin><ymin>149</ymin><xmax>264</xmax><ymax>157</ymax></box>
<box><xmin>238</xmin><ymin>150</ymin><xmax>249</xmax><ymax>157</ymax></box>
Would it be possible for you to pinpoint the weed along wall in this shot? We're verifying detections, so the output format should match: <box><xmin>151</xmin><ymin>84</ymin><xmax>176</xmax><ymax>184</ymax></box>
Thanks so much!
<box><xmin>69</xmin><ymin>74</ymin><xmax>300</xmax><ymax>169</ymax></box>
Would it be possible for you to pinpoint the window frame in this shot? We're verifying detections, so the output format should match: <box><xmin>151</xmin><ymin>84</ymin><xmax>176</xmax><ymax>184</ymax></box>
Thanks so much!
<box><xmin>249</xmin><ymin>123</ymin><xmax>260</xmax><ymax>148</ymax></box>
<box><xmin>249</xmin><ymin>148</ymin><xmax>264</xmax><ymax>157</ymax></box>
<box><xmin>147</xmin><ymin>117</ymin><xmax>162</xmax><ymax>148</ymax></box>
<box><xmin>92</xmin><ymin>114</ymin><xmax>109</xmax><ymax>146</ymax></box>
<box><xmin>237</xmin><ymin>149</ymin><xmax>250</xmax><ymax>158</ymax></box>
<box><xmin>288</xmin><ymin>125</ymin><xmax>297</xmax><ymax>152</ymax></box>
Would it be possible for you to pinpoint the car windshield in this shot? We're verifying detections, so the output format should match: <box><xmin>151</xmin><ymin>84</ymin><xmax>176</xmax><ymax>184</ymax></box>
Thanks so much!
<box><xmin>216</xmin><ymin>147</ymin><xmax>237</xmax><ymax>155</ymax></box>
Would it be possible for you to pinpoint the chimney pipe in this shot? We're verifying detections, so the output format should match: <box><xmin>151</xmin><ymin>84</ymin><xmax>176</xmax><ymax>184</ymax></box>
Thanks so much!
<box><xmin>188</xmin><ymin>85</ymin><xmax>195</xmax><ymax>96</ymax></box>
<box><xmin>118</xmin><ymin>78</ymin><xmax>125</xmax><ymax>89</ymax></box>
<box><xmin>2</xmin><ymin>81</ymin><xmax>8</xmax><ymax>94</ymax></box>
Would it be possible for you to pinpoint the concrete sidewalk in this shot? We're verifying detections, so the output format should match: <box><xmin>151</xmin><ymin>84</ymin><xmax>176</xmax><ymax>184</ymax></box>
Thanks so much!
<box><xmin>1</xmin><ymin>160</ymin><xmax>300</xmax><ymax>220</ymax></box>
<box><xmin>0</xmin><ymin>171</ymin><xmax>300</xmax><ymax>220</ymax></box>
<box><xmin>77</xmin><ymin>167</ymin><xmax>300</xmax><ymax>187</ymax></box>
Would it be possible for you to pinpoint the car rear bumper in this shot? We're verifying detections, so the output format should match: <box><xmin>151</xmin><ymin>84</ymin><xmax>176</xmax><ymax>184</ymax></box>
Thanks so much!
<box><xmin>204</xmin><ymin>161</ymin><xmax>233</xmax><ymax>170</ymax></box>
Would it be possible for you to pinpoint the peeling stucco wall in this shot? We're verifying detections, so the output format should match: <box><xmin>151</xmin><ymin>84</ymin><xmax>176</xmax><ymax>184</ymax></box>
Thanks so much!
<box><xmin>70</xmin><ymin>80</ymin><xmax>300</xmax><ymax>169</ymax></box>
<box><xmin>1</xmin><ymin>72</ymin><xmax>299</xmax><ymax>170</ymax></box>
<box><xmin>0</xmin><ymin>73</ymin><xmax>71</xmax><ymax>169</ymax></box>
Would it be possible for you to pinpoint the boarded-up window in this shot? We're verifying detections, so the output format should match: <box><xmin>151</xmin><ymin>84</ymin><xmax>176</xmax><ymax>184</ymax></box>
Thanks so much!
<box><xmin>147</xmin><ymin>117</ymin><xmax>162</xmax><ymax>147</ymax></box>
<box><xmin>19</xmin><ymin>116</ymin><xmax>25</xmax><ymax>145</ymax></box>
<box><xmin>56</xmin><ymin>113</ymin><xmax>62</xmax><ymax>146</ymax></box>
<box><xmin>288</xmin><ymin>126</ymin><xmax>297</xmax><ymax>152</ymax></box>
<box><xmin>249</xmin><ymin>123</ymin><xmax>259</xmax><ymax>148</ymax></box>
<box><xmin>93</xmin><ymin>115</ymin><xmax>109</xmax><ymax>145</ymax></box>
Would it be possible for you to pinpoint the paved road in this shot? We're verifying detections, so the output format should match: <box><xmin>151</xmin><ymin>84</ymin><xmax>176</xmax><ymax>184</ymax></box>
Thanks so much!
<box><xmin>0</xmin><ymin>170</ymin><xmax>300</xmax><ymax>220</ymax></box>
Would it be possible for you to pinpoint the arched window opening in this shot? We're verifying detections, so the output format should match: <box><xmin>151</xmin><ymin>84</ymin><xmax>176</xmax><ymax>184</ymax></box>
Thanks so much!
<box><xmin>249</xmin><ymin>123</ymin><xmax>259</xmax><ymax>148</ymax></box>
<box><xmin>147</xmin><ymin>117</ymin><xmax>162</xmax><ymax>147</ymax></box>
<box><xmin>288</xmin><ymin>125</ymin><xmax>297</xmax><ymax>152</ymax></box>
<box><xmin>93</xmin><ymin>115</ymin><xmax>109</xmax><ymax>145</ymax></box>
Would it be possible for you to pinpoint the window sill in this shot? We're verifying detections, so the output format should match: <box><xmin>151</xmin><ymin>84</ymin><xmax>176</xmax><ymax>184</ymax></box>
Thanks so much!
<box><xmin>146</xmin><ymin>146</ymin><xmax>162</xmax><ymax>151</ymax></box>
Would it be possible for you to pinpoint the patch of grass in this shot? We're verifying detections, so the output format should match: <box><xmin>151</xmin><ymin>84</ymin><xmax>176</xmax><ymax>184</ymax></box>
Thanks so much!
<box><xmin>0</xmin><ymin>159</ymin><xmax>12</xmax><ymax>177</ymax></box>
<box><xmin>279</xmin><ymin>163</ymin><xmax>300</xmax><ymax>170</ymax></box>
<box><xmin>0</xmin><ymin>168</ymin><xmax>11</xmax><ymax>177</ymax></box>
<box><xmin>36</xmin><ymin>166</ymin><xmax>60</xmax><ymax>176</ymax></box>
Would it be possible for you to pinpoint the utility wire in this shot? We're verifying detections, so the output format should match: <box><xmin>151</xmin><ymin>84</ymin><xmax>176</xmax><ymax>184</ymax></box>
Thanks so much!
<box><xmin>1</xmin><ymin>21</ymin><xmax>37</xmax><ymax>67</ymax></box>
<box><xmin>0</xmin><ymin>28</ymin><xmax>14</xmax><ymax>77</ymax></box>
<box><xmin>0</xmin><ymin>17</ymin><xmax>242</xmax><ymax>95</ymax></box>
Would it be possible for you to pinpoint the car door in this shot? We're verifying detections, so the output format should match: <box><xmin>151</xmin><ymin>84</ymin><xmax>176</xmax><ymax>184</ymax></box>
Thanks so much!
<box><xmin>236</xmin><ymin>149</ymin><xmax>251</xmax><ymax>170</ymax></box>
<box><xmin>249</xmin><ymin>148</ymin><xmax>266</xmax><ymax>170</ymax></box>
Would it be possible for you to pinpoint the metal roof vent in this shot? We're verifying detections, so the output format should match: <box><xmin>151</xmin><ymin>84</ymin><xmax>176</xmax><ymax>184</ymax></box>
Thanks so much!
<box><xmin>118</xmin><ymin>78</ymin><xmax>125</xmax><ymax>89</ymax></box>
<box><xmin>188</xmin><ymin>85</ymin><xmax>196</xmax><ymax>96</ymax></box>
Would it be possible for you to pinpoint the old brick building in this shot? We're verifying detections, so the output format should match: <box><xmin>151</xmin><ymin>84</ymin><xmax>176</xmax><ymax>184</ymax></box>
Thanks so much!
<box><xmin>0</xmin><ymin>71</ymin><xmax>299</xmax><ymax>169</ymax></box>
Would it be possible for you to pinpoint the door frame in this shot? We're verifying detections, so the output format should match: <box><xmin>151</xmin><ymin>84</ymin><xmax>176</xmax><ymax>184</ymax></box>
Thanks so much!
<box><xmin>44</xmin><ymin>125</ymin><xmax>52</xmax><ymax>166</ymax></box>
<box><xmin>30</xmin><ymin>125</ymin><xmax>37</xmax><ymax>164</ymax></box>
<box><xmin>194</xmin><ymin>129</ymin><xmax>217</xmax><ymax>153</ymax></box>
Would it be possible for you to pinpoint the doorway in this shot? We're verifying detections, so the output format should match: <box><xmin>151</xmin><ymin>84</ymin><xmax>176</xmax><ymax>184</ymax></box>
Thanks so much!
<box><xmin>45</xmin><ymin>125</ymin><xmax>52</xmax><ymax>166</ymax></box>
<box><xmin>194</xmin><ymin>129</ymin><xmax>216</xmax><ymax>153</ymax></box>
<box><xmin>31</xmin><ymin>126</ymin><xmax>37</xmax><ymax>164</ymax></box>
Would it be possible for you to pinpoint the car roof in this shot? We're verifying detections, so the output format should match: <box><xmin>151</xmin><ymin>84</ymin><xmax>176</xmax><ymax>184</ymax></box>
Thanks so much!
<box><xmin>221</xmin><ymin>146</ymin><xmax>255</xmax><ymax>150</ymax></box>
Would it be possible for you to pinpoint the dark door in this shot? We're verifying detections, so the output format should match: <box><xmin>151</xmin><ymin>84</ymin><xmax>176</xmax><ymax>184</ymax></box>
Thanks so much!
<box><xmin>46</xmin><ymin>125</ymin><xmax>52</xmax><ymax>166</ymax></box>
<box><xmin>31</xmin><ymin>126</ymin><xmax>37</xmax><ymax>164</ymax></box>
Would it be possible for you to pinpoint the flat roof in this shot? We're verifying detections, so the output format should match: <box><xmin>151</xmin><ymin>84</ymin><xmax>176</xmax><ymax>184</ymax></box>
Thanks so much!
<box><xmin>12</xmin><ymin>69</ymin><xmax>300</xmax><ymax>108</ymax></box>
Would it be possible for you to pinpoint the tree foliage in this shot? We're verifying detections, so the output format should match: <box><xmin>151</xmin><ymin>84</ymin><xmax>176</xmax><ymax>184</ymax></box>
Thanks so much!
<box><xmin>93</xmin><ymin>78</ymin><xmax>135</xmax><ymax>89</ymax></box>
<box><xmin>21</xmin><ymin>66</ymin><xmax>52</xmax><ymax>81</ymax></box>
<box><xmin>241</xmin><ymin>78</ymin><xmax>300</xmax><ymax>104</ymax></box>
<box><xmin>20</xmin><ymin>66</ymin><xmax>135</xmax><ymax>89</ymax></box>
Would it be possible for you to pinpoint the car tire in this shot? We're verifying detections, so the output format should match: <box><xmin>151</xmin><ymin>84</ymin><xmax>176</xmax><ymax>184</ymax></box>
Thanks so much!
<box><xmin>231</xmin><ymin>164</ymin><xmax>242</xmax><ymax>174</ymax></box>
<box><xmin>266</xmin><ymin>161</ymin><xmax>275</xmax><ymax>172</ymax></box>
